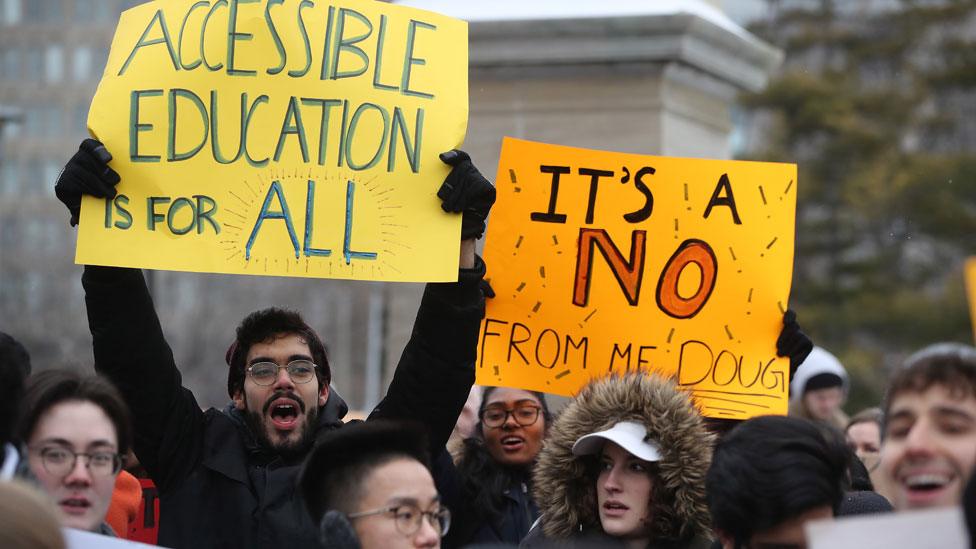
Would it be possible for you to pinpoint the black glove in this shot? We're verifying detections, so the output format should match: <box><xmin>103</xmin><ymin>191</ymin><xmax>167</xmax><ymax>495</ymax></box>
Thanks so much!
<box><xmin>54</xmin><ymin>139</ymin><xmax>120</xmax><ymax>226</ymax></box>
<box><xmin>437</xmin><ymin>150</ymin><xmax>496</xmax><ymax>240</ymax></box>
<box><xmin>776</xmin><ymin>309</ymin><xmax>814</xmax><ymax>382</ymax></box>
<box><xmin>480</xmin><ymin>279</ymin><xmax>496</xmax><ymax>299</ymax></box>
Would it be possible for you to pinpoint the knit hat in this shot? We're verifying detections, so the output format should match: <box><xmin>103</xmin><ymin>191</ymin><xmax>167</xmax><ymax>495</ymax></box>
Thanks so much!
<box><xmin>790</xmin><ymin>346</ymin><xmax>849</xmax><ymax>405</ymax></box>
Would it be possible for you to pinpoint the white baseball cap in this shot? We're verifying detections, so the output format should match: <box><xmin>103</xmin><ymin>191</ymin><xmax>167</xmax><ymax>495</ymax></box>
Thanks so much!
<box><xmin>571</xmin><ymin>420</ymin><xmax>661</xmax><ymax>462</ymax></box>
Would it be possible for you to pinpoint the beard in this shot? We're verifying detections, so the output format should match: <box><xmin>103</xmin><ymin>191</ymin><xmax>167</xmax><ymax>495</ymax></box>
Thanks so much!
<box><xmin>243</xmin><ymin>390</ymin><xmax>319</xmax><ymax>461</ymax></box>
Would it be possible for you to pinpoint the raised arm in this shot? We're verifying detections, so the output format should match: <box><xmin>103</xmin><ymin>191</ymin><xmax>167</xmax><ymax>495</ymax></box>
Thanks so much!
<box><xmin>57</xmin><ymin>140</ymin><xmax>206</xmax><ymax>492</ymax></box>
<box><xmin>369</xmin><ymin>150</ymin><xmax>495</xmax><ymax>455</ymax></box>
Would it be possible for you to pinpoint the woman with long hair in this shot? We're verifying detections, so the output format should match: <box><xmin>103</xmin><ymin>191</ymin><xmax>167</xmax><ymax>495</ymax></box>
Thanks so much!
<box><xmin>442</xmin><ymin>386</ymin><xmax>551</xmax><ymax>547</ymax></box>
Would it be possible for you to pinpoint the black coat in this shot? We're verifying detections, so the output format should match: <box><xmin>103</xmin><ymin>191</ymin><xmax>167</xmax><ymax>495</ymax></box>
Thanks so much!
<box><xmin>440</xmin><ymin>446</ymin><xmax>539</xmax><ymax>548</ymax></box>
<box><xmin>82</xmin><ymin>262</ymin><xmax>485</xmax><ymax>548</ymax></box>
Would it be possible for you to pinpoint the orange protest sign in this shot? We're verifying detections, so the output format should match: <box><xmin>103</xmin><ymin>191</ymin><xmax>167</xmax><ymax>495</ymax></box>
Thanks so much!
<box><xmin>966</xmin><ymin>257</ymin><xmax>976</xmax><ymax>343</ymax></box>
<box><xmin>478</xmin><ymin>138</ymin><xmax>797</xmax><ymax>420</ymax></box>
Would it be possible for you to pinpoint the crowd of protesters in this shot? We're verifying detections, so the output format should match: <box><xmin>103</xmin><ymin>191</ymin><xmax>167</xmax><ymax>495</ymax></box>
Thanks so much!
<box><xmin>0</xmin><ymin>139</ymin><xmax>975</xmax><ymax>549</ymax></box>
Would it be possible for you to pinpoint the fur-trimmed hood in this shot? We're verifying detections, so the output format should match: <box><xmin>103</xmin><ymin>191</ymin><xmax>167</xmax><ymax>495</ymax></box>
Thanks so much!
<box><xmin>532</xmin><ymin>373</ymin><xmax>713</xmax><ymax>543</ymax></box>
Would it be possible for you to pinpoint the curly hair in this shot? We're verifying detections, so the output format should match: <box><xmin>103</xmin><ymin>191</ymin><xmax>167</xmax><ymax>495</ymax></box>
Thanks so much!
<box><xmin>456</xmin><ymin>387</ymin><xmax>551</xmax><ymax>522</ymax></box>
<box><xmin>225</xmin><ymin>307</ymin><xmax>331</xmax><ymax>399</ymax></box>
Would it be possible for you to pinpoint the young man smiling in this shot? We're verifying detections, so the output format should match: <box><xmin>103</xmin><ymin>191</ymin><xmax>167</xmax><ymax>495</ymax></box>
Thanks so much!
<box><xmin>55</xmin><ymin>141</ymin><xmax>495</xmax><ymax>548</ymax></box>
<box><xmin>880</xmin><ymin>343</ymin><xmax>976</xmax><ymax>511</ymax></box>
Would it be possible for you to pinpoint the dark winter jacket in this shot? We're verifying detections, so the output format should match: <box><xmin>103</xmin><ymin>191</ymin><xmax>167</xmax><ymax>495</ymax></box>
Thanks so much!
<box><xmin>82</xmin><ymin>261</ymin><xmax>486</xmax><ymax>549</ymax></box>
<box><xmin>441</xmin><ymin>442</ymin><xmax>539</xmax><ymax>548</ymax></box>
<box><xmin>523</xmin><ymin>373</ymin><xmax>713</xmax><ymax>549</ymax></box>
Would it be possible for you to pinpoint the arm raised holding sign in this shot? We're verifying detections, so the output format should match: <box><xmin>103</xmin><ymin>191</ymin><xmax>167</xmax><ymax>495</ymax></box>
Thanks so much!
<box><xmin>54</xmin><ymin>138</ymin><xmax>495</xmax><ymax>548</ymax></box>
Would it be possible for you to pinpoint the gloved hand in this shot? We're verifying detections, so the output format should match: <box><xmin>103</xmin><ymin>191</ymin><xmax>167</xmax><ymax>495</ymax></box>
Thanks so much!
<box><xmin>438</xmin><ymin>150</ymin><xmax>496</xmax><ymax>240</ymax></box>
<box><xmin>776</xmin><ymin>309</ymin><xmax>814</xmax><ymax>382</ymax></box>
<box><xmin>480</xmin><ymin>279</ymin><xmax>496</xmax><ymax>299</ymax></box>
<box><xmin>54</xmin><ymin>138</ymin><xmax>120</xmax><ymax>226</ymax></box>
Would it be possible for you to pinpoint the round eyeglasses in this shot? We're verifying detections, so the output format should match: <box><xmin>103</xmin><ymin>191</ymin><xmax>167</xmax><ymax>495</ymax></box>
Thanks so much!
<box><xmin>347</xmin><ymin>504</ymin><xmax>451</xmax><ymax>537</ymax></box>
<box><xmin>480</xmin><ymin>405</ymin><xmax>542</xmax><ymax>428</ymax></box>
<box><xmin>246</xmin><ymin>360</ymin><xmax>317</xmax><ymax>386</ymax></box>
<box><xmin>32</xmin><ymin>446</ymin><xmax>122</xmax><ymax>478</ymax></box>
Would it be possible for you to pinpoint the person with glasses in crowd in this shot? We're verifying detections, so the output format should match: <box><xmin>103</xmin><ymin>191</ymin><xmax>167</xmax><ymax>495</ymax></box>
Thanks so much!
<box><xmin>440</xmin><ymin>387</ymin><xmax>550</xmax><ymax>547</ymax></box>
<box><xmin>301</xmin><ymin>420</ymin><xmax>450</xmax><ymax>549</ymax></box>
<box><xmin>53</xmin><ymin>140</ymin><xmax>495</xmax><ymax>548</ymax></box>
<box><xmin>18</xmin><ymin>370</ymin><xmax>132</xmax><ymax>535</ymax></box>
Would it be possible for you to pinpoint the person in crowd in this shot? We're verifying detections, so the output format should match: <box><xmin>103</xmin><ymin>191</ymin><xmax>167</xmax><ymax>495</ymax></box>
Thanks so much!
<box><xmin>846</xmin><ymin>407</ymin><xmax>883</xmax><ymax>472</ymax></box>
<box><xmin>879</xmin><ymin>342</ymin><xmax>976</xmax><ymax>511</ymax></box>
<box><xmin>0</xmin><ymin>331</ymin><xmax>31</xmax><ymax>481</ymax></box>
<box><xmin>447</xmin><ymin>386</ymin><xmax>484</xmax><ymax>460</ymax></box>
<box><xmin>0</xmin><ymin>480</ymin><xmax>66</xmax><ymax>549</ymax></box>
<box><xmin>300</xmin><ymin>420</ymin><xmax>448</xmax><ymax>549</ymax></box>
<box><xmin>846</xmin><ymin>406</ymin><xmax>889</xmax><ymax>497</ymax></box>
<box><xmin>789</xmin><ymin>346</ymin><xmax>850</xmax><ymax>430</ymax></box>
<box><xmin>53</xmin><ymin>139</ymin><xmax>494</xmax><ymax>547</ymax></box>
<box><xmin>442</xmin><ymin>386</ymin><xmax>551</xmax><ymax>547</ymax></box>
<box><xmin>18</xmin><ymin>370</ymin><xmax>132</xmax><ymax>535</ymax></box>
<box><xmin>524</xmin><ymin>372</ymin><xmax>713</xmax><ymax>549</ymax></box>
<box><xmin>707</xmin><ymin>415</ymin><xmax>849</xmax><ymax>549</ymax></box>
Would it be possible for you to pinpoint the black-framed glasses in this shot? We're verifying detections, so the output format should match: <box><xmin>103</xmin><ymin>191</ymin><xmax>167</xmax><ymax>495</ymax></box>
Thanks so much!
<box><xmin>246</xmin><ymin>360</ymin><xmax>317</xmax><ymax>386</ymax></box>
<box><xmin>481</xmin><ymin>405</ymin><xmax>542</xmax><ymax>428</ymax></box>
<box><xmin>347</xmin><ymin>504</ymin><xmax>451</xmax><ymax>537</ymax></box>
<box><xmin>31</xmin><ymin>446</ymin><xmax>122</xmax><ymax>478</ymax></box>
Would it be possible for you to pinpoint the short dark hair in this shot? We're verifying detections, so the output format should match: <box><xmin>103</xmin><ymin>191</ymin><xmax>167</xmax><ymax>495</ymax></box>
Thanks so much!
<box><xmin>0</xmin><ymin>332</ymin><xmax>30</xmax><ymax>446</ymax></box>
<box><xmin>19</xmin><ymin>370</ymin><xmax>133</xmax><ymax>455</ymax></box>
<box><xmin>226</xmin><ymin>308</ymin><xmax>331</xmax><ymax>399</ymax></box>
<box><xmin>706</xmin><ymin>415</ymin><xmax>848</xmax><ymax>545</ymax></box>
<box><xmin>300</xmin><ymin>420</ymin><xmax>430</xmax><ymax>522</ymax></box>
<box><xmin>882</xmin><ymin>343</ymin><xmax>976</xmax><ymax>425</ymax></box>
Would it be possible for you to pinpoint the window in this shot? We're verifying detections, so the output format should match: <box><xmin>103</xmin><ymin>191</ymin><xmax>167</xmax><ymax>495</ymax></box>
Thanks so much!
<box><xmin>0</xmin><ymin>158</ymin><xmax>18</xmax><ymax>194</ymax></box>
<box><xmin>0</xmin><ymin>111</ymin><xmax>21</xmax><ymax>139</ymax></box>
<box><xmin>73</xmin><ymin>103</ymin><xmax>88</xmax><ymax>132</ymax></box>
<box><xmin>24</xmin><ymin>48</ymin><xmax>43</xmax><ymax>81</ymax></box>
<box><xmin>21</xmin><ymin>158</ymin><xmax>43</xmax><ymax>189</ymax></box>
<box><xmin>23</xmin><ymin>0</ymin><xmax>62</xmax><ymax>23</ymax></box>
<box><xmin>44</xmin><ymin>45</ymin><xmax>63</xmax><ymax>83</ymax></box>
<box><xmin>45</xmin><ymin>106</ymin><xmax>62</xmax><ymax>135</ymax></box>
<box><xmin>42</xmin><ymin>160</ymin><xmax>61</xmax><ymax>191</ymax></box>
<box><xmin>21</xmin><ymin>106</ymin><xmax>61</xmax><ymax>137</ymax></box>
<box><xmin>72</xmin><ymin>47</ymin><xmax>92</xmax><ymax>82</ymax></box>
<box><xmin>93</xmin><ymin>47</ymin><xmax>109</xmax><ymax>77</ymax></box>
<box><xmin>1</xmin><ymin>0</ymin><xmax>21</xmax><ymax>25</ymax></box>
<box><xmin>75</xmin><ymin>0</ymin><xmax>112</xmax><ymax>23</ymax></box>
<box><xmin>24</xmin><ymin>107</ymin><xmax>43</xmax><ymax>135</ymax></box>
<box><xmin>1</xmin><ymin>48</ymin><xmax>19</xmax><ymax>80</ymax></box>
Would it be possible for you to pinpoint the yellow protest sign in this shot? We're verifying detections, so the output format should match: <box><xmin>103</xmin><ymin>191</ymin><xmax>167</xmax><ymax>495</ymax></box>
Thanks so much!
<box><xmin>966</xmin><ymin>257</ymin><xmax>976</xmax><ymax>343</ymax></box>
<box><xmin>478</xmin><ymin>138</ymin><xmax>797</xmax><ymax>420</ymax></box>
<box><xmin>78</xmin><ymin>0</ymin><xmax>467</xmax><ymax>282</ymax></box>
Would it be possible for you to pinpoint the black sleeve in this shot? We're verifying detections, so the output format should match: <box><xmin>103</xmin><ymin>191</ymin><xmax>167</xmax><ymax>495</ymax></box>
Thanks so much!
<box><xmin>368</xmin><ymin>256</ymin><xmax>486</xmax><ymax>456</ymax></box>
<box><xmin>82</xmin><ymin>265</ymin><xmax>206</xmax><ymax>493</ymax></box>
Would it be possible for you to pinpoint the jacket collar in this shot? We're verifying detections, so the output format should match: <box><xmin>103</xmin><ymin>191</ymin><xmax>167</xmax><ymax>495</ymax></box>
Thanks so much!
<box><xmin>201</xmin><ymin>388</ymin><xmax>350</xmax><ymax>482</ymax></box>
